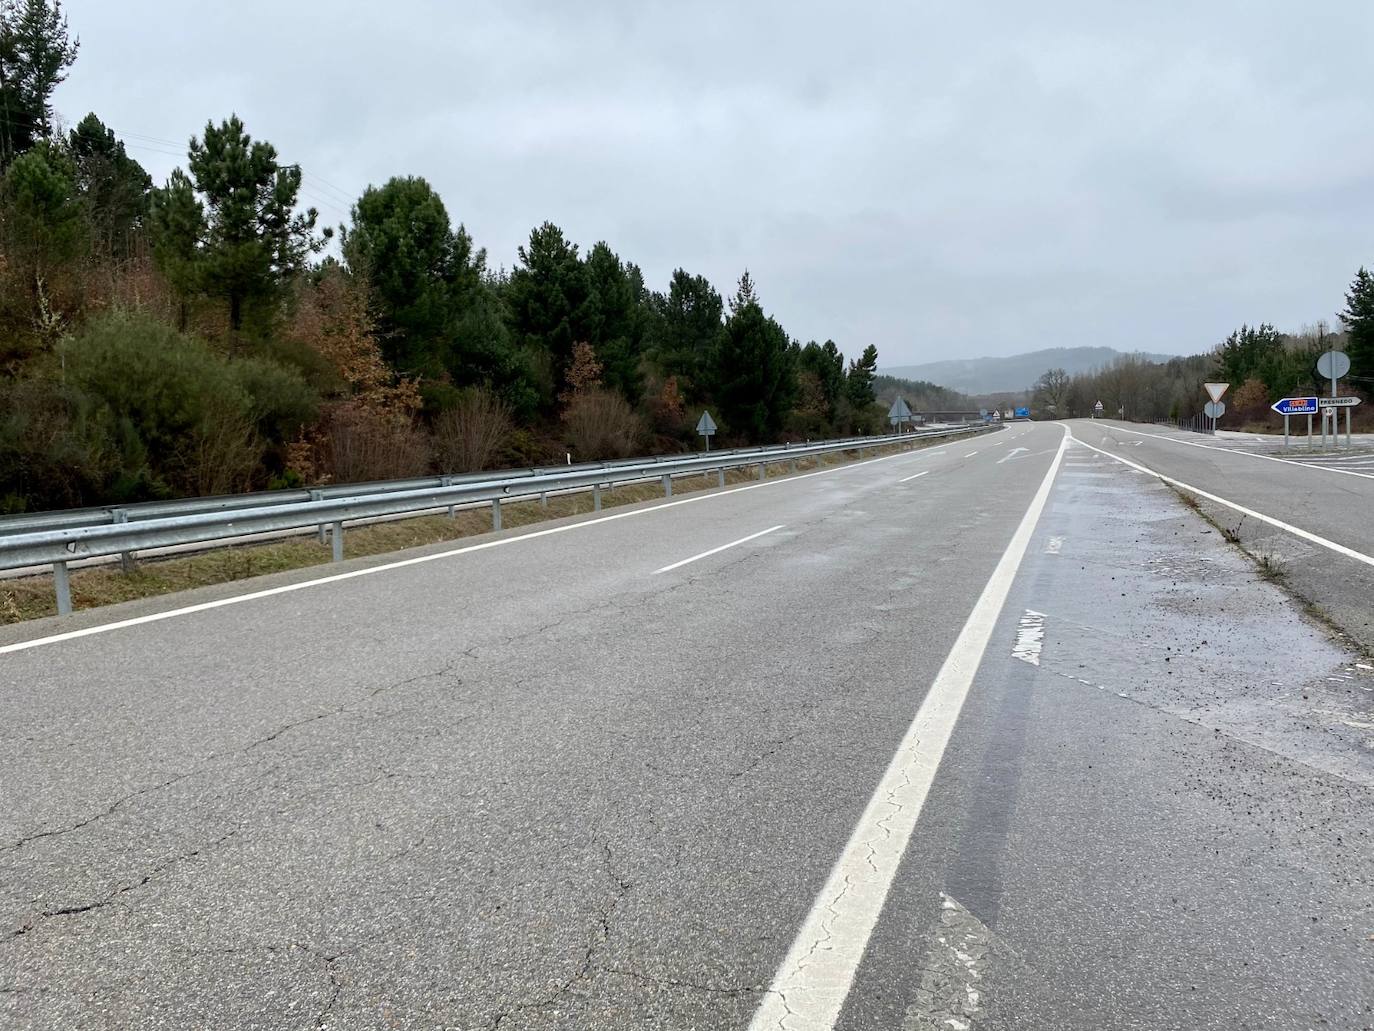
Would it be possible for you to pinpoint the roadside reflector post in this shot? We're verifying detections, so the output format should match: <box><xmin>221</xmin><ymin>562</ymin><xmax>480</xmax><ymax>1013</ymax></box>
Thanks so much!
<box><xmin>492</xmin><ymin>498</ymin><xmax>502</xmax><ymax>531</ymax></box>
<box><xmin>662</xmin><ymin>473</ymin><xmax>672</xmax><ymax>498</ymax></box>
<box><xmin>718</xmin><ymin>468</ymin><xmax>725</xmax><ymax>488</ymax></box>
<box><xmin>52</xmin><ymin>560</ymin><xmax>72</xmax><ymax>616</ymax></box>
<box><xmin>540</xmin><ymin>491</ymin><xmax>548</xmax><ymax>509</ymax></box>
<box><xmin>331</xmin><ymin>521</ymin><xmax>344</xmax><ymax>562</ymax></box>
<box><xmin>592</xmin><ymin>483</ymin><xmax>601</xmax><ymax>511</ymax></box>
<box><xmin>757</xmin><ymin>463</ymin><xmax>765</xmax><ymax>480</ymax></box>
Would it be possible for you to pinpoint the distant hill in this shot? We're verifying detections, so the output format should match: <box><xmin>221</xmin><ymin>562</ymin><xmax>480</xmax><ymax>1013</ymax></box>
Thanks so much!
<box><xmin>882</xmin><ymin>347</ymin><xmax>1174</xmax><ymax>395</ymax></box>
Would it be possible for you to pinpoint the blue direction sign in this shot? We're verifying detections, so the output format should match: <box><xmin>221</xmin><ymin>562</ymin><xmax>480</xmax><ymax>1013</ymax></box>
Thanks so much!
<box><xmin>1014</xmin><ymin>406</ymin><xmax>1030</xmax><ymax>419</ymax></box>
<box><xmin>1271</xmin><ymin>396</ymin><xmax>1319</xmax><ymax>415</ymax></box>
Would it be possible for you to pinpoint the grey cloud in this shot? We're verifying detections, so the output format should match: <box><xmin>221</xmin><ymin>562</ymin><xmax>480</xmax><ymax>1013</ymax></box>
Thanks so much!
<box><xmin>53</xmin><ymin>0</ymin><xmax>1374</xmax><ymax>365</ymax></box>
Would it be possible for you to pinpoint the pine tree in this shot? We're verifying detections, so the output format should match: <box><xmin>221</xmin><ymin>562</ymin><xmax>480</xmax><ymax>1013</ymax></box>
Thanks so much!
<box><xmin>150</xmin><ymin>115</ymin><xmax>328</xmax><ymax>340</ymax></box>
<box><xmin>67</xmin><ymin>113</ymin><xmax>150</xmax><ymax>260</ymax></box>
<box><xmin>845</xmin><ymin>343</ymin><xmax>879</xmax><ymax>408</ymax></box>
<box><xmin>342</xmin><ymin>175</ymin><xmax>481</xmax><ymax>376</ymax></box>
<box><xmin>714</xmin><ymin>271</ymin><xmax>798</xmax><ymax>441</ymax></box>
<box><xmin>0</xmin><ymin>0</ymin><xmax>78</xmax><ymax>165</ymax></box>
<box><xmin>505</xmin><ymin>221</ymin><xmax>593</xmax><ymax>400</ymax></box>
<box><xmin>1340</xmin><ymin>267</ymin><xmax>1374</xmax><ymax>378</ymax></box>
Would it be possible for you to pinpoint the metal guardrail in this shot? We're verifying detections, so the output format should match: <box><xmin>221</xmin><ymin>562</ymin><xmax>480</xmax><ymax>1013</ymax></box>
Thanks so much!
<box><xmin>1153</xmin><ymin>416</ymin><xmax>1215</xmax><ymax>436</ymax></box>
<box><xmin>1</xmin><ymin>424</ymin><xmax>995</xmax><ymax>615</ymax></box>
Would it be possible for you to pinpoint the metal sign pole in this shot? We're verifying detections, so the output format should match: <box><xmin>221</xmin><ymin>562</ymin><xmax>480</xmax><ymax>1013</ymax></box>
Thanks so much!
<box><xmin>1307</xmin><ymin>412</ymin><xmax>1313</xmax><ymax>451</ymax></box>
<box><xmin>1330</xmin><ymin>360</ymin><xmax>1340</xmax><ymax>450</ymax></box>
<box><xmin>1283</xmin><ymin>414</ymin><xmax>1289</xmax><ymax>450</ymax></box>
<box><xmin>1347</xmin><ymin>407</ymin><xmax>1352</xmax><ymax>447</ymax></box>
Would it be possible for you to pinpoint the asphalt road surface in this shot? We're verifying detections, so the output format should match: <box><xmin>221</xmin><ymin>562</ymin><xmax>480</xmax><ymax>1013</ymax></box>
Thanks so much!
<box><xmin>3</xmin><ymin>421</ymin><xmax>1371</xmax><ymax>1030</ymax></box>
<box><xmin>1071</xmin><ymin>419</ymin><xmax>1374</xmax><ymax>653</ymax></box>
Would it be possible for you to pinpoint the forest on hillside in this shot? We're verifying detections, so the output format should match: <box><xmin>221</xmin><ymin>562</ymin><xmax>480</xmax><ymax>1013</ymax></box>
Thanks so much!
<box><xmin>0</xmin><ymin>1</ymin><xmax>890</xmax><ymax>514</ymax></box>
<box><xmin>1030</xmin><ymin>306</ymin><xmax>1374</xmax><ymax>429</ymax></box>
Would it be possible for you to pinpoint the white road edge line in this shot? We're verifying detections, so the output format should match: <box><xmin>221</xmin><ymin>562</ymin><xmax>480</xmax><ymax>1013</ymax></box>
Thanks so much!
<box><xmin>1109</xmin><ymin>426</ymin><xmax>1374</xmax><ymax>481</ymax></box>
<box><xmin>745</xmin><ymin>426</ymin><xmax>1069</xmax><ymax>1031</ymax></box>
<box><xmin>1072</xmin><ymin>433</ymin><xmax>1374</xmax><ymax>568</ymax></box>
<box><xmin>897</xmin><ymin>470</ymin><xmax>930</xmax><ymax>484</ymax></box>
<box><xmin>0</xmin><ymin>438</ymin><xmax>958</xmax><ymax>656</ymax></box>
<box><xmin>652</xmin><ymin>525</ymin><xmax>784</xmax><ymax>574</ymax></box>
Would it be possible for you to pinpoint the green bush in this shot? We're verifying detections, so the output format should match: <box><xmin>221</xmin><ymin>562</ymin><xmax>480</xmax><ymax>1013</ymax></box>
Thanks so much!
<box><xmin>50</xmin><ymin>310</ymin><xmax>319</xmax><ymax>500</ymax></box>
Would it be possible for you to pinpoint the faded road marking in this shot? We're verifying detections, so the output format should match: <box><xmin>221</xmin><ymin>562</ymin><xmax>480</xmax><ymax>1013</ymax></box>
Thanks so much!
<box><xmin>746</xmin><ymin>428</ymin><xmax>1069</xmax><ymax>1031</ymax></box>
<box><xmin>899</xmin><ymin>471</ymin><xmax>931</xmax><ymax>484</ymax></box>
<box><xmin>1011</xmin><ymin>610</ymin><xmax>1046</xmax><ymax>665</ymax></box>
<box><xmin>1045</xmin><ymin>536</ymin><xmax>1063</xmax><ymax>555</ymax></box>
<box><xmin>902</xmin><ymin>895</ymin><xmax>993</xmax><ymax>1031</ymax></box>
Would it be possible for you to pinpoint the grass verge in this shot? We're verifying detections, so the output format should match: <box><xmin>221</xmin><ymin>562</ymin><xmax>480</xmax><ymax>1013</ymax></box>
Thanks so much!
<box><xmin>1</xmin><ymin>439</ymin><xmax>939</xmax><ymax>624</ymax></box>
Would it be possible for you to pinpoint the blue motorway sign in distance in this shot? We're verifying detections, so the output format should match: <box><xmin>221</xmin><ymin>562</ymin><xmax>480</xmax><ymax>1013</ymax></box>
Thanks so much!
<box><xmin>1271</xmin><ymin>396</ymin><xmax>1319</xmax><ymax>415</ymax></box>
<box><xmin>1014</xmin><ymin>406</ymin><xmax>1030</xmax><ymax>418</ymax></box>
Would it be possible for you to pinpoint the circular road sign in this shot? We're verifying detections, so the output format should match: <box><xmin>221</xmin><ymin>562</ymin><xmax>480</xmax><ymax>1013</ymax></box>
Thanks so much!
<box><xmin>1204</xmin><ymin>400</ymin><xmax>1226</xmax><ymax>419</ymax></box>
<box><xmin>1315</xmin><ymin>350</ymin><xmax>1351</xmax><ymax>380</ymax></box>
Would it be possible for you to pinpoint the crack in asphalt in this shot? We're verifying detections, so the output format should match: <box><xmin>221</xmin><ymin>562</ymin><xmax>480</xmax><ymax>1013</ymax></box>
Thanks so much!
<box><xmin>486</xmin><ymin>840</ymin><xmax>635</xmax><ymax>1030</ymax></box>
<box><xmin>9</xmin><ymin>824</ymin><xmax>241</xmax><ymax>939</ymax></box>
<box><xmin>2</xmin><ymin>662</ymin><xmax>464</xmax><ymax>856</ymax></box>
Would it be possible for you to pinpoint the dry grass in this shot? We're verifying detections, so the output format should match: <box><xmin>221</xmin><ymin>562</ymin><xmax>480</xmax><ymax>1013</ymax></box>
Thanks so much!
<box><xmin>0</xmin><ymin>440</ymin><xmax>932</xmax><ymax>624</ymax></box>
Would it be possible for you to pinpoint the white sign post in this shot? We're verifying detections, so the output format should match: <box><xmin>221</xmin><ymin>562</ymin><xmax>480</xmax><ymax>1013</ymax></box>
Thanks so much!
<box><xmin>1315</xmin><ymin>351</ymin><xmax>1352</xmax><ymax>448</ymax></box>
<box><xmin>1202</xmin><ymin>383</ymin><xmax>1229</xmax><ymax>433</ymax></box>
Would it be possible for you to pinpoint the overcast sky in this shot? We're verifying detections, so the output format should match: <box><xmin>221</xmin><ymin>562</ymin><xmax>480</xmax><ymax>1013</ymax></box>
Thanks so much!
<box><xmin>52</xmin><ymin>0</ymin><xmax>1374</xmax><ymax>368</ymax></box>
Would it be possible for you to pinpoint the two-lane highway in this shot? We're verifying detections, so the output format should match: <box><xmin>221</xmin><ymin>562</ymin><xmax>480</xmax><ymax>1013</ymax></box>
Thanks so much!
<box><xmin>3</xmin><ymin>421</ymin><xmax>1371</xmax><ymax>1030</ymax></box>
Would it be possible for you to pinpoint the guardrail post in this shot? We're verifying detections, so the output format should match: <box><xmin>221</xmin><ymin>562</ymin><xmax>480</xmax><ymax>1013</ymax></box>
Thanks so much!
<box><xmin>540</xmin><ymin>491</ymin><xmax>548</xmax><ymax>509</ymax></box>
<box><xmin>757</xmin><ymin>463</ymin><xmax>766</xmax><ymax>481</ymax></box>
<box><xmin>441</xmin><ymin>476</ymin><xmax>456</xmax><ymax>518</ymax></box>
<box><xmin>331</xmin><ymin>521</ymin><xmax>344</xmax><ymax>562</ymax></box>
<box><xmin>311</xmin><ymin>490</ymin><xmax>326</xmax><ymax>543</ymax></box>
<box><xmin>52</xmin><ymin>561</ymin><xmax>72</xmax><ymax>616</ymax></box>
<box><xmin>492</xmin><ymin>498</ymin><xmax>502</xmax><ymax>531</ymax></box>
<box><xmin>790</xmin><ymin>458</ymin><xmax>797</xmax><ymax>474</ymax></box>
<box><xmin>113</xmin><ymin>510</ymin><xmax>136</xmax><ymax>573</ymax></box>
<box><xmin>718</xmin><ymin>468</ymin><xmax>725</xmax><ymax>488</ymax></box>
<box><xmin>593</xmin><ymin>484</ymin><xmax>601</xmax><ymax>511</ymax></box>
<box><xmin>662</xmin><ymin>473</ymin><xmax>672</xmax><ymax>498</ymax></box>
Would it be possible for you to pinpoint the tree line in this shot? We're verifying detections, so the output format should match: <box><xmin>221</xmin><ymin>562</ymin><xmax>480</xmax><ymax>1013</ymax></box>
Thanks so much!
<box><xmin>1031</xmin><ymin>275</ymin><xmax>1373</xmax><ymax>428</ymax></box>
<box><xmin>0</xmin><ymin>0</ymin><xmax>888</xmax><ymax>513</ymax></box>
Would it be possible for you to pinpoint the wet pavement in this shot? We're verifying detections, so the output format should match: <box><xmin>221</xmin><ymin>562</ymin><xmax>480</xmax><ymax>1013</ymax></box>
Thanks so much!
<box><xmin>840</xmin><ymin>436</ymin><xmax>1374</xmax><ymax>1031</ymax></box>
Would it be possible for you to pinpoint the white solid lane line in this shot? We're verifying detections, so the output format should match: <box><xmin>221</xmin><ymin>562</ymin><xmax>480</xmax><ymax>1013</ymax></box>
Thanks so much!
<box><xmin>652</xmin><ymin>525</ymin><xmax>784</xmax><ymax>574</ymax></box>
<box><xmin>1072</xmin><ymin>434</ymin><xmax>1374</xmax><ymax>568</ymax></box>
<box><xmin>1</xmin><ymin>439</ymin><xmax>959</xmax><ymax>657</ymax></box>
<box><xmin>747</xmin><ymin>428</ymin><xmax>1070</xmax><ymax>1031</ymax></box>
<box><xmin>1108</xmin><ymin>426</ymin><xmax>1374</xmax><ymax>481</ymax></box>
<box><xmin>898</xmin><ymin>470</ymin><xmax>930</xmax><ymax>484</ymax></box>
